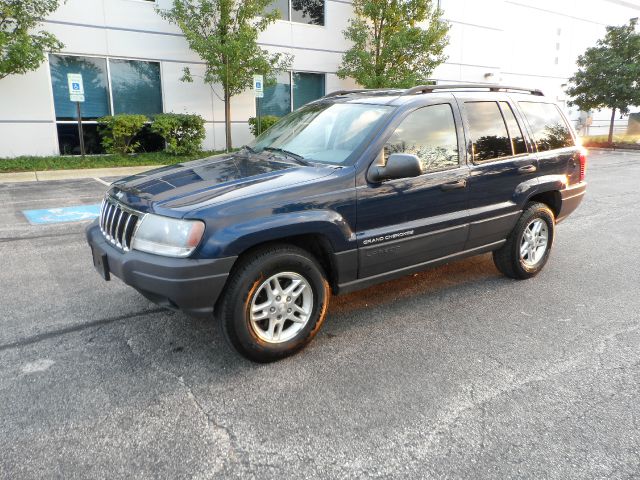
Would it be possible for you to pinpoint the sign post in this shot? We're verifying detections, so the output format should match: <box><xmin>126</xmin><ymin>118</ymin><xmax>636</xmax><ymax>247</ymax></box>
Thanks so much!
<box><xmin>67</xmin><ymin>73</ymin><xmax>86</xmax><ymax>158</ymax></box>
<box><xmin>253</xmin><ymin>74</ymin><xmax>264</xmax><ymax>135</ymax></box>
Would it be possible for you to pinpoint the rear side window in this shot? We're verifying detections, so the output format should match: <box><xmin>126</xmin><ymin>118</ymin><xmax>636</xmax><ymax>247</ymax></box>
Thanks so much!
<box><xmin>519</xmin><ymin>102</ymin><xmax>574</xmax><ymax>151</ymax></box>
<box><xmin>499</xmin><ymin>102</ymin><xmax>528</xmax><ymax>155</ymax></box>
<box><xmin>464</xmin><ymin>102</ymin><xmax>512</xmax><ymax>162</ymax></box>
<box><xmin>384</xmin><ymin>103</ymin><xmax>459</xmax><ymax>173</ymax></box>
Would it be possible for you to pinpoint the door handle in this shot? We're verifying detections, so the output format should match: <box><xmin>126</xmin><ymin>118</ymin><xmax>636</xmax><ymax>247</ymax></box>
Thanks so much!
<box><xmin>440</xmin><ymin>179</ymin><xmax>467</xmax><ymax>191</ymax></box>
<box><xmin>517</xmin><ymin>164</ymin><xmax>537</xmax><ymax>174</ymax></box>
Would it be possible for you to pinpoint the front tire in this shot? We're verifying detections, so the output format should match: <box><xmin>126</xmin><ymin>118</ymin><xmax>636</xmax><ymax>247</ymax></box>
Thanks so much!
<box><xmin>219</xmin><ymin>244</ymin><xmax>330</xmax><ymax>362</ymax></box>
<box><xmin>493</xmin><ymin>202</ymin><xmax>555</xmax><ymax>280</ymax></box>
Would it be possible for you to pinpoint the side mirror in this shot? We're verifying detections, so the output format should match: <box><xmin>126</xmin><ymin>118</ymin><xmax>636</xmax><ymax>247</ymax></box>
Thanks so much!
<box><xmin>368</xmin><ymin>153</ymin><xmax>422</xmax><ymax>182</ymax></box>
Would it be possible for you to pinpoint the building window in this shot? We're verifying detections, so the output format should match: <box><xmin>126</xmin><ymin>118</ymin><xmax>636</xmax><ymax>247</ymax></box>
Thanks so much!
<box><xmin>110</xmin><ymin>59</ymin><xmax>162</xmax><ymax>115</ymax></box>
<box><xmin>49</xmin><ymin>54</ymin><xmax>163</xmax><ymax>155</ymax></box>
<box><xmin>292</xmin><ymin>72</ymin><xmax>325</xmax><ymax>111</ymax></box>
<box><xmin>260</xmin><ymin>72</ymin><xmax>292</xmax><ymax>117</ymax></box>
<box><xmin>50</xmin><ymin>55</ymin><xmax>110</xmax><ymax>121</ymax></box>
<box><xmin>269</xmin><ymin>0</ymin><xmax>324</xmax><ymax>25</ymax></box>
<box><xmin>257</xmin><ymin>71</ymin><xmax>325</xmax><ymax>119</ymax></box>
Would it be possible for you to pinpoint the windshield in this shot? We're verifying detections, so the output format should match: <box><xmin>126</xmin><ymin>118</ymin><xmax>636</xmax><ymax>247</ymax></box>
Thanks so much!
<box><xmin>249</xmin><ymin>102</ymin><xmax>393</xmax><ymax>165</ymax></box>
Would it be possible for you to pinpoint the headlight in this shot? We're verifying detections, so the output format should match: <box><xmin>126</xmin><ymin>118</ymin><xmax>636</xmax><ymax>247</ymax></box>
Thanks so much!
<box><xmin>131</xmin><ymin>214</ymin><xmax>205</xmax><ymax>258</ymax></box>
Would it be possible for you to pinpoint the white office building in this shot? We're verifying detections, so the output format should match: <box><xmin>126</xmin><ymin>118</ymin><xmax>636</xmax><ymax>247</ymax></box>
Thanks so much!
<box><xmin>0</xmin><ymin>0</ymin><xmax>638</xmax><ymax>158</ymax></box>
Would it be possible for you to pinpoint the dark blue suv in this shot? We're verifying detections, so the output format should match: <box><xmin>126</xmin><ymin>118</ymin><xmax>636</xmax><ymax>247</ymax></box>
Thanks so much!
<box><xmin>87</xmin><ymin>84</ymin><xmax>587</xmax><ymax>362</ymax></box>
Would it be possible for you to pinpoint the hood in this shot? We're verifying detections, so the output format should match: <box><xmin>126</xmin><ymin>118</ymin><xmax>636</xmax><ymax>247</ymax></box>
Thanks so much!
<box><xmin>108</xmin><ymin>151</ymin><xmax>336</xmax><ymax>215</ymax></box>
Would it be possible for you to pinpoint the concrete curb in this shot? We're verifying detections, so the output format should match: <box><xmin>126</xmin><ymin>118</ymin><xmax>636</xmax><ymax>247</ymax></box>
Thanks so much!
<box><xmin>0</xmin><ymin>165</ymin><xmax>162</xmax><ymax>184</ymax></box>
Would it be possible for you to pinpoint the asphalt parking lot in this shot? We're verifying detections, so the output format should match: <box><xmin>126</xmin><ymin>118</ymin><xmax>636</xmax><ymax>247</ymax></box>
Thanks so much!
<box><xmin>1</xmin><ymin>150</ymin><xmax>639</xmax><ymax>479</ymax></box>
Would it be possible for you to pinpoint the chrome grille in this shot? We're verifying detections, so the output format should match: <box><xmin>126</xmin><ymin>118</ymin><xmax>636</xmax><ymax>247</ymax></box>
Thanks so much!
<box><xmin>99</xmin><ymin>196</ymin><xmax>141</xmax><ymax>251</ymax></box>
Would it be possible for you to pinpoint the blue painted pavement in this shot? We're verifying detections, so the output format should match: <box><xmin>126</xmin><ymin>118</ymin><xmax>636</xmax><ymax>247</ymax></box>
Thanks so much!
<box><xmin>23</xmin><ymin>204</ymin><xmax>101</xmax><ymax>225</ymax></box>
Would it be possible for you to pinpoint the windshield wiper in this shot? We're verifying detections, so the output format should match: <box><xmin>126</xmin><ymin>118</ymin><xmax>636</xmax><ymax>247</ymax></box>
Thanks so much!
<box><xmin>262</xmin><ymin>147</ymin><xmax>312</xmax><ymax>166</ymax></box>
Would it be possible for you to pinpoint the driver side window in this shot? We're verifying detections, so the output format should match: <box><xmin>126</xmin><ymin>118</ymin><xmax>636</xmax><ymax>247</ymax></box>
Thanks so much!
<box><xmin>384</xmin><ymin>104</ymin><xmax>459</xmax><ymax>173</ymax></box>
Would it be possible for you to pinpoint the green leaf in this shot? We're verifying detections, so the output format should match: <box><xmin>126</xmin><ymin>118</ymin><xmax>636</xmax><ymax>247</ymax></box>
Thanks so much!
<box><xmin>150</xmin><ymin>113</ymin><xmax>206</xmax><ymax>155</ymax></box>
<box><xmin>0</xmin><ymin>0</ymin><xmax>65</xmax><ymax>79</ymax></box>
<box><xmin>156</xmin><ymin>0</ymin><xmax>293</xmax><ymax>150</ymax></box>
<box><xmin>567</xmin><ymin>19</ymin><xmax>640</xmax><ymax>114</ymax></box>
<box><xmin>97</xmin><ymin>114</ymin><xmax>149</xmax><ymax>155</ymax></box>
<box><xmin>337</xmin><ymin>0</ymin><xmax>450</xmax><ymax>88</ymax></box>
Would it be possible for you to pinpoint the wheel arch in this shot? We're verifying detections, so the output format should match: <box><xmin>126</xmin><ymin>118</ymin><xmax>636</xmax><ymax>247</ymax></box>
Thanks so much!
<box><xmin>527</xmin><ymin>189</ymin><xmax>562</xmax><ymax>218</ymax></box>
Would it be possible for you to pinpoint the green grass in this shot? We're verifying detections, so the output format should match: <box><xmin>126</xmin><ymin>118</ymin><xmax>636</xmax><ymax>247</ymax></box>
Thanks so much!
<box><xmin>581</xmin><ymin>133</ymin><xmax>640</xmax><ymax>145</ymax></box>
<box><xmin>0</xmin><ymin>150</ymin><xmax>225</xmax><ymax>173</ymax></box>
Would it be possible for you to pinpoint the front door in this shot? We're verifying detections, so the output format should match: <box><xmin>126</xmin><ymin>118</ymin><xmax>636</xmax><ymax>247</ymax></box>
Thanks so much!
<box><xmin>356</xmin><ymin>102</ymin><xmax>469</xmax><ymax>278</ymax></box>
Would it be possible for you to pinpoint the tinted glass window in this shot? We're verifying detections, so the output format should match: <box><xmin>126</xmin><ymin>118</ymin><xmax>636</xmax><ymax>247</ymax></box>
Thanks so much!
<box><xmin>384</xmin><ymin>104</ymin><xmax>459</xmax><ymax>173</ymax></box>
<box><xmin>57</xmin><ymin>124</ymin><xmax>104</xmax><ymax>155</ymax></box>
<box><xmin>49</xmin><ymin>55</ymin><xmax>110</xmax><ymax>120</ymax></box>
<box><xmin>267</xmin><ymin>0</ymin><xmax>289</xmax><ymax>20</ymax></box>
<box><xmin>110</xmin><ymin>59</ymin><xmax>162</xmax><ymax>116</ymax></box>
<box><xmin>500</xmin><ymin>102</ymin><xmax>527</xmax><ymax>155</ymax></box>
<box><xmin>519</xmin><ymin>102</ymin><xmax>574</xmax><ymax>151</ymax></box>
<box><xmin>293</xmin><ymin>72</ymin><xmax>325</xmax><ymax>110</ymax></box>
<box><xmin>291</xmin><ymin>0</ymin><xmax>324</xmax><ymax>25</ymax></box>
<box><xmin>259</xmin><ymin>71</ymin><xmax>291</xmax><ymax>117</ymax></box>
<box><xmin>465</xmin><ymin>101</ymin><xmax>512</xmax><ymax>162</ymax></box>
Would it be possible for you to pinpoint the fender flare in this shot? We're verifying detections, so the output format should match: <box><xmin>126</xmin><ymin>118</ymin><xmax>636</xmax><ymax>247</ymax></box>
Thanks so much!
<box><xmin>204</xmin><ymin>210</ymin><xmax>356</xmax><ymax>258</ymax></box>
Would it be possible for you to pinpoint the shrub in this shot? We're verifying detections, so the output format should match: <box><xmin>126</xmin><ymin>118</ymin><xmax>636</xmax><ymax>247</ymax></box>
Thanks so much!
<box><xmin>97</xmin><ymin>114</ymin><xmax>148</xmax><ymax>155</ymax></box>
<box><xmin>248</xmin><ymin>115</ymin><xmax>280</xmax><ymax>137</ymax></box>
<box><xmin>151</xmin><ymin>113</ymin><xmax>206</xmax><ymax>155</ymax></box>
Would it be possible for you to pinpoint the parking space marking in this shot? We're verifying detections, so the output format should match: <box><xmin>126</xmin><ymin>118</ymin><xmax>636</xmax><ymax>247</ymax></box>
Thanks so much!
<box><xmin>93</xmin><ymin>177</ymin><xmax>111</xmax><ymax>186</ymax></box>
<box><xmin>22</xmin><ymin>204</ymin><xmax>101</xmax><ymax>225</ymax></box>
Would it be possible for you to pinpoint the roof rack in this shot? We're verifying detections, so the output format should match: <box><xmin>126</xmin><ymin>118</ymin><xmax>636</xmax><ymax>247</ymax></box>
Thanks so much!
<box><xmin>322</xmin><ymin>88</ymin><xmax>403</xmax><ymax>98</ymax></box>
<box><xmin>403</xmin><ymin>84</ymin><xmax>544</xmax><ymax>96</ymax></box>
<box><xmin>322</xmin><ymin>84</ymin><xmax>544</xmax><ymax>99</ymax></box>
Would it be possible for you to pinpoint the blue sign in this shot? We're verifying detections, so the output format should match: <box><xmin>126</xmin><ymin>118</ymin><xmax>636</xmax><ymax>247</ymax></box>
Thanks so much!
<box><xmin>72</xmin><ymin>82</ymin><xmax>80</xmax><ymax>91</ymax></box>
<box><xmin>23</xmin><ymin>204</ymin><xmax>101</xmax><ymax>225</ymax></box>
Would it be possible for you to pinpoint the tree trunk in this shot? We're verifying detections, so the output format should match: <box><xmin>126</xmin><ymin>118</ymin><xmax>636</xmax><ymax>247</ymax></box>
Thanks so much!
<box><xmin>224</xmin><ymin>88</ymin><xmax>232</xmax><ymax>152</ymax></box>
<box><xmin>608</xmin><ymin>107</ymin><xmax>616</xmax><ymax>145</ymax></box>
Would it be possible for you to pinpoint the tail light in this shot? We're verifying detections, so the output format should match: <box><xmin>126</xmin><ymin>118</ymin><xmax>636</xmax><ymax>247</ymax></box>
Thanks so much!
<box><xmin>578</xmin><ymin>148</ymin><xmax>587</xmax><ymax>182</ymax></box>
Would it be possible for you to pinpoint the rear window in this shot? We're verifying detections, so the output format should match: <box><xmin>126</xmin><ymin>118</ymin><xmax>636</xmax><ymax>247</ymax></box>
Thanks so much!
<box><xmin>464</xmin><ymin>101</ymin><xmax>512</xmax><ymax>162</ymax></box>
<box><xmin>519</xmin><ymin>102</ymin><xmax>574</xmax><ymax>151</ymax></box>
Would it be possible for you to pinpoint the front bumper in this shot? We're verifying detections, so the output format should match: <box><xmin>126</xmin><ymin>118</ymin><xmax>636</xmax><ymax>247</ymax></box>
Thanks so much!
<box><xmin>86</xmin><ymin>221</ymin><xmax>236</xmax><ymax>317</ymax></box>
<box><xmin>557</xmin><ymin>181</ymin><xmax>587</xmax><ymax>223</ymax></box>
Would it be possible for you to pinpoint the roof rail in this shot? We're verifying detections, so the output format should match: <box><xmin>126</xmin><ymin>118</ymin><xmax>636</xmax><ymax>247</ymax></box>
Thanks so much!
<box><xmin>322</xmin><ymin>88</ymin><xmax>405</xmax><ymax>99</ymax></box>
<box><xmin>322</xmin><ymin>84</ymin><xmax>544</xmax><ymax>99</ymax></box>
<box><xmin>403</xmin><ymin>84</ymin><xmax>544</xmax><ymax>96</ymax></box>
<box><xmin>323</xmin><ymin>89</ymin><xmax>373</xmax><ymax>98</ymax></box>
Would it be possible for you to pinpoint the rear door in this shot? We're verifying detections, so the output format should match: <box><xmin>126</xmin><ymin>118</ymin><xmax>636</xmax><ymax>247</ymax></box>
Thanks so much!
<box><xmin>356</xmin><ymin>101</ymin><xmax>469</xmax><ymax>278</ymax></box>
<box><xmin>456</xmin><ymin>95</ymin><xmax>539</xmax><ymax>250</ymax></box>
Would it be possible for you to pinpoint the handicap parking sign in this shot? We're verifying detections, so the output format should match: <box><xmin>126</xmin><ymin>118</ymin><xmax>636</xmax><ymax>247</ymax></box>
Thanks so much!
<box><xmin>67</xmin><ymin>73</ymin><xmax>85</xmax><ymax>102</ymax></box>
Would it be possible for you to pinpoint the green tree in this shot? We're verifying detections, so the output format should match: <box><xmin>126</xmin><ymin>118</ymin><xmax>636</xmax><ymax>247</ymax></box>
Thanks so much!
<box><xmin>337</xmin><ymin>0</ymin><xmax>449</xmax><ymax>88</ymax></box>
<box><xmin>157</xmin><ymin>0</ymin><xmax>292</xmax><ymax>151</ymax></box>
<box><xmin>0</xmin><ymin>0</ymin><xmax>65</xmax><ymax>80</ymax></box>
<box><xmin>567</xmin><ymin>19</ymin><xmax>640</xmax><ymax>144</ymax></box>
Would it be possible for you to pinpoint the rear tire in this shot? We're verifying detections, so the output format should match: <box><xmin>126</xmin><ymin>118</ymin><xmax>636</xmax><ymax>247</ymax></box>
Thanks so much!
<box><xmin>219</xmin><ymin>244</ymin><xmax>330</xmax><ymax>362</ymax></box>
<box><xmin>493</xmin><ymin>202</ymin><xmax>555</xmax><ymax>280</ymax></box>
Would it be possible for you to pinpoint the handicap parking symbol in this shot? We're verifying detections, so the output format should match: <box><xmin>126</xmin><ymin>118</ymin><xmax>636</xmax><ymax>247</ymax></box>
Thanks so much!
<box><xmin>23</xmin><ymin>204</ymin><xmax>101</xmax><ymax>225</ymax></box>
